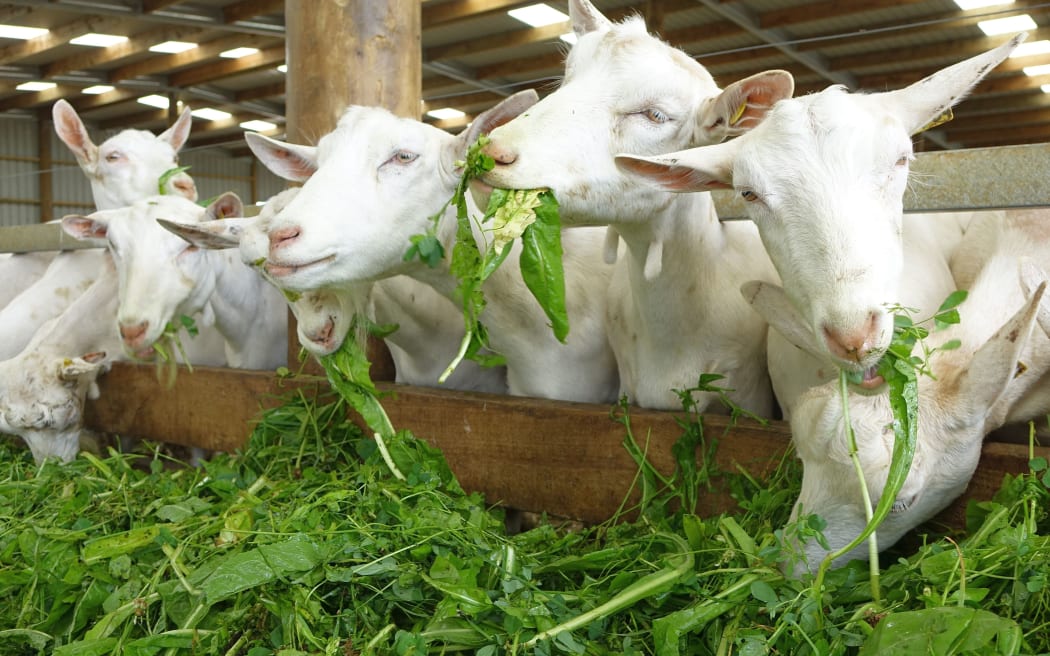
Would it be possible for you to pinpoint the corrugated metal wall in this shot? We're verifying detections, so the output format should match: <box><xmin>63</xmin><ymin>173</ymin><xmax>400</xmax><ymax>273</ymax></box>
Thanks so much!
<box><xmin>0</xmin><ymin>115</ymin><xmax>288</xmax><ymax>228</ymax></box>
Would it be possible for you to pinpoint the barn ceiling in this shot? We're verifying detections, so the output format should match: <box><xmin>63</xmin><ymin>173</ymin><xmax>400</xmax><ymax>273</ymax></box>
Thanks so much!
<box><xmin>0</xmin><ymin>0</ymin><xmax>1047</xmax><ymax>157</ymax></box>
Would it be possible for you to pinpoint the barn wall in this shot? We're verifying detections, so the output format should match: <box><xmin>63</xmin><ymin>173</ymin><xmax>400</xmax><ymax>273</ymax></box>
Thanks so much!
<box><xmin>0</xmin><ymin>115</ymin><xmax>285</xmax><ymax>226</ymax></box>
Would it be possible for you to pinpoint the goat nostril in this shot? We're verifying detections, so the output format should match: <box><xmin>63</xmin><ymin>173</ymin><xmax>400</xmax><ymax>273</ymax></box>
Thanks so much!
<box><xmin>269</xmin><ymin>226</ymin><xmax>301</xmax><ymax>250</ymax></box>
<box><xmin>119</xmin><ymin>321</ymin><xmax>148</xmax><ymax>345</ymax></box>
<box><xmin>482</xmin><ymin>142</ymin><xmax>517</xmax><ymax>166</ymax></box>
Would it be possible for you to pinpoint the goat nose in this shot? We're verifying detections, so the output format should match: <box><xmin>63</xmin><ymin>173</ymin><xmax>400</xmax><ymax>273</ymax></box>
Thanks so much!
<box><xmin>482</xmin><ymin>141</ymin><xmax>518</xmax><ymax>166</ymax></box>
<box><xmin>822</xmin><ymin>312</ymin><xmax>880</xmax><ymax>364</ymax></box>
<box><xmin>119</xmin><ymin>320</ymin><xmax>149</xmax><ymax>347</ymax></box>
<box><xmin>269</xmin><ymin>226</ymin><xmax>301</xmax><ymax>251</ymax></box>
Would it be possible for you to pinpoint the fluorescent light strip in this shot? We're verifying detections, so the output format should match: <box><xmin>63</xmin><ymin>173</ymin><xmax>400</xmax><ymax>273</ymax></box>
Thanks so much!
<box><xmin>426</xmin><ymin>107</ymin><xmax>465</xmax><ymax>120</ymax></box>
<box><xmin>191</xmin><ymin>108</ymin><xmax>232</xmax><ymax>121</ymax></box>
<box><xmin>150</xmin><ymin>40</ymin><xmax>196</xmax><ymax>54</ymax></box>
<box><xmin>240</xmin><ymin>119</ymin><xmax>277</xmax><ymax>132</ymax></box>
<box><xmin>1023</xmin><ymin>64</ymin><xmax>1050</xmax><ymax>76</ymax></box>
<box><xmin>508</xmin><ymin>4</ymin><xmax>569</xmax><ymax>28</ymax></box>
<box><xmin>1011</xmin><ymin>40</ymin><xmax>1050</xmax><ymax>58</ymax></box>
<box><xmin>220</xmin><ymin>47</ymin><xmax>259</xmax><ymax>59</ymax></box>
<box><xmin>0</xmin><ymin>24</ymin><xmax>48</xmax><ymax>40</ymax></box>
<box><xmin>82</xmin><ymin>85</ymin><xmax>114</xmax><ymax>95</ymax></box>
<box><xmin>70</xmin><ymin>33</ymin><xmax>127</xmax><ymax>47</ymax></box>
<box><xmin>16</xmin><ymin>81</ymin><xmax>55</xmax><ymax>92</ymax></box>
<box><xmin>138</xmin><ymin>94</ymin><xmax>170</xmax><ymax>109</ymax></box>
<box><xmin>953</xmin><ymin>0</ymin><xmax>1013</xmax><ymax>10</ymax></box>
<box><xmin>560</xmin><ymin>32</ymin><xmax>577</xmax><ymax>44</ymax></box>
<box><xmin>977</xmin><ymin>14</ymin><xmax>1037</xmax><ymax>35</ymax></box>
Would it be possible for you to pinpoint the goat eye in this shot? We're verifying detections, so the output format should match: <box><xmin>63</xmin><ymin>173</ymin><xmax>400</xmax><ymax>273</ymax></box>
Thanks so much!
<box><xmin>388</xmin><ymin>150</ymin><xmax>419</xmax><ymax>166</ymax></box>
<box><xmin>638</xmin><ymin>108</ymin><xmax>669</xmax><ymax>124</ymax></box>
<box><xmin>104</xmin><ymin>152</ymin><xmax>122</xmax><ymax>163</ymax></box>
<box><xmin>741</xmin><ymin>190</ymin><xmax>760</xmax><ymax>203</ymax></box>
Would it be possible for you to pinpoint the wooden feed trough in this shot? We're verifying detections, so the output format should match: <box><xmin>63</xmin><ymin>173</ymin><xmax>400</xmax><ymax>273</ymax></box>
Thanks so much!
<box><xmin>1</xmin><ymin>0</ymin><xmax>1048</xmax><ymax>532</ymax></box>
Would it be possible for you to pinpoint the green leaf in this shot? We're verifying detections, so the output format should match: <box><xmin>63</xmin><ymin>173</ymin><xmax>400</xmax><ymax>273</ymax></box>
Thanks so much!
<box><xmin>750</xmin><ymin>580</ymin><xmax>778</xmax><ymax>605</ymax></box>
<box><xmin>518</xmin><ymin>191</ymin><xmax>568</xmax><ymax>342</ymax></box>
<box><xmin>404</xmin><ymin>232</ymin><xmax>445</xmax><ymax>268</ymax></box>
<box><xmin>157</xmin><ymin>165</ymin><xmax>191</xmax><ymax>196</ymax></box>
<box><xmin>937</xmin><ymin>289</ymin><xmax>969</xmax><ymax>313</ymax></box>
<box><xmin>859</xmin><ymin>607</ymin><xmax>1022</xmax><ymax>656</ymax></box>
<box><xmin>198</xmin><ymin>534</ymin><xmax>323</xmax><ymax>604</ymax></box>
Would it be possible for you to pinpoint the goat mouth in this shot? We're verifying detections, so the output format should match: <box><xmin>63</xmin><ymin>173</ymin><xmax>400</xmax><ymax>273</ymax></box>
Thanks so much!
<box><xmin>265</xmin><ymin>254</ymin><xmax>336</xmax><ymax>278</ymax></box>
<box><xmin>854</xmin><ymin>364</ymin><xmax>885</xmax><ymax>391</ymax></box>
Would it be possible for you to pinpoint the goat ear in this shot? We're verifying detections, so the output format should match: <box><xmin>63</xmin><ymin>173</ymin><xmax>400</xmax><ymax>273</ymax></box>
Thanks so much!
<box><xmin>1019</xmin><ymin>257</ymin><xmax>1050</xmax><ymax>338</ymax></box>
<box><xmin>945</xmin><ymin>281</ymin><xmax>1045</xmax><ymax>430</ymax></box>
<box><xmin>741</xmin><ymin>280</ymin><xmax>825</xmax><ymax>359</ymax></box>
<box><xmin>61</xmin><ymin>213</ymin><xmax>109</xmax><ymax>242</ymax></box>
<box><xmin>52</xmin><ymin>99</ymin><xmax>98</xmax><ymax>167</ymax></box>
<box><xmin>58</xmin><ymin>352</ymin><xmax>108</xmax><ymax>383</ymax></box>
<box><xmin>615</xmin><ymin>139</ymin><xmax>739</xmax><ymax>192</ymax></box>
<box><xmin>158</xmin><ymin>217</ymin><xmax>248</xmax><ymax>250</ymax></box>
<box><xmin>700</xmin><ymin>70</ymin><xmax>794</xmax><ymax>142</ymax></box>
<box><xmin>205</xmin><ymin>192</ymin><xmax>244</xmax><ymax>220</ymax></box>
<box><xmin>456</xmin><ymin>89</ymin><xmax>539</xmax><ymax>157</ymax></box>
<box><xmin>569</xmin><ymin>0</ymin><xmax>612</xmax><ymax>37</ymax></box>
<box><xmin>245</xmin><ymin>131</ymin><xmax>318</xmax><ymax>182</ymax></box>
<box><xmin>885</xmin><ymin>33</ymin><xmax>1024</xmax><ymax>136</ymax></box>
<box><xmin>159</xmin><ymin>107</ymin><xmax>193</xmax><ymax>152</ymax></box>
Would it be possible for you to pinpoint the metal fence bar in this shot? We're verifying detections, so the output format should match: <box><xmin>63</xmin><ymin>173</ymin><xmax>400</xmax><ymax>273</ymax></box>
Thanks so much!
<box><xmin>1</xmin><ymin>144</ymin><xmax>1048</xmax><ymax>253</ymax></box>
<box><xmin>712</xmin><ymin>142</ymin><xmax>1050</xmax><ymax>220</ymax></box>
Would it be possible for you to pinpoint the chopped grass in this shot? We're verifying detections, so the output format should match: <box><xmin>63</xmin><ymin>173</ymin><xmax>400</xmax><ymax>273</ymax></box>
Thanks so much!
<box><xmin>0</xmin><ymin>360</ymin><xmax>1047</xmax><ymax>654</ymax></box>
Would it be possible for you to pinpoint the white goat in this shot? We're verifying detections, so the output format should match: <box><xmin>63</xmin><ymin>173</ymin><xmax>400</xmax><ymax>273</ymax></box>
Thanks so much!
<box><xmin>0</xmin><ymin>252</ymin><xmax>55</xmax><ymax>309</ymax></box>
<box><xmin>214</xmin><ymin>92</ymin><xmax>618</xmax><ymax>402</ymax></box>
<box><xmin>477</xmin><ymin>0</ymin><xmax>793</xmax><ymax>414</ymax></box>
<box><xmin>61</xmin><ymin>194</ymin><xmax>287</xmax><ymax>370</ymax></box>
<box><xmin>782</xmin><ymin>212</ymin><xmax>1050</xmax><ymax>572</ymax></box>
<box><xmin>0</xmin><ymin>102</ymin><xmax>198</xmax><ymax>360</ymax></box>
<box><xmin>617</xmin><ymin>35</ymin><xmax>1025</xmax><ymax>400</ymax></box>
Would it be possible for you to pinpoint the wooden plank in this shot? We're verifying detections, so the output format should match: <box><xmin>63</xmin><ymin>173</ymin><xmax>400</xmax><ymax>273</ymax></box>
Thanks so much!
<box><xmin>83</xmin><ymin>363</ymin><xmax>1049</xmax><ymax>527</ymax></box>
<box><xmin>0</xmin><ymin>223</ymin><xmax>98</xmax><ymax>253</ymax></box>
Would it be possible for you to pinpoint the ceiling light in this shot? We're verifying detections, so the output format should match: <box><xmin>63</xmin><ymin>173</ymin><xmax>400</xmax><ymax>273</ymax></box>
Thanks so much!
<box><xmin>16</xmin><ymin>81</ymin><xmax>55</xmax><ymax>92</ymax></box>
<box><xmin>426</xmin><ymin>107</ymin><xmax>465</xmax><ymax>120</ymax></box>
<box><xmin>277</xmin><ymin>64</ymin><xmax>287</xmax><ymax>73</ymax></box>
<box><xmin>192</xmin><ymin>107</ymin><xmax>232</xmax><ymax>121</ymax></box>
<box><xmin>220</xmin><ymin>47</ymin><xmax>259</xmax><ymax>59</ymax></box>
<box><xmin>150</xmin><ymin>40</ymin><xmax>196</xmax><ymax>54</ymax></box>
<box><xmin>977</xmin><ymin>14</ymin><xmax>1037</xmax><ymax>35</ymax></box>
<box><xmin>560</xmin><ymin>32</ymin><xmax>577</xmax><ymax>44</ymax></box>
<box><xmin>138</xmin><ymin>94</ymin><xmax>170</xmax><ymax>109</ymax></box>
<box><xmin>240</xmin><ymin>119</ymin><xmax>276</xmax><ymax>132</ymax></box>
<box><xmin>1012</xmin><ymin>40</ymin><xmax>1050</xmax><ymax>57</ymax></box>
<box><xmin>70</xmin><ymin>33</ymin><xmax>127</xmax><ymax>47</ymax></box>
<box><xmin>0</xmin><ymin>24</ymin><xmax>48</xmax><ymax>40</ymax></box>
<box><xmin>953</xmin><ymin>0</ymin><xmax>1013</xmax><ymax>9</ymax></box>
<box><xmin>1023</xmin><ymin>63</ymin><xmax>1050</xmax><ymax>76</ymax></box>
<box><xmin>508</xmin><ymin>4</ymin><xmax>569</xmax><ymax>28</ymax></box>
<box><xmin>1042</xmin><ymin>84</ymin><xmax>1050</xmax><ymax>93</ymax></box>
<box><xmin>82</xmin><ymin>85</ymin><xmax>114</xmax><ymax>95</ymax></box>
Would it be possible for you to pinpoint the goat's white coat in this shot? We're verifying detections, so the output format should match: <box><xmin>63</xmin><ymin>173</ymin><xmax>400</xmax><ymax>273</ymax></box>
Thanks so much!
<box><xmin>62</xmin><ymin>195</ymin><xmax>287</xmax><ymax>370</ymax></box>
<box><xmin>167</xmin><ymin>187</ymin><xmax>510</xmax><ymax>394</ymax></box>
<box><xmin>781</xmin><ymin>210</ymin><xmax>1050</xmax><ymax>572</ymax></box>
<box><xmin>618</xmin><ymin>35</ymin><xmax>1025</xmax><ymax>379</ymax></box>
<box><xmin>479</xmin><ymin>0</ymin><xmax>792</xmax><ymax>412</ymax></box>
<box><xmin>236</xmin><ymin>95</ymin><xmax>617</xmax><ymax>402</ymax></box>
<box><xmin>0</xmin><ymin>102</ymin><xmax>198</xmax><ymax>359</ymax></box>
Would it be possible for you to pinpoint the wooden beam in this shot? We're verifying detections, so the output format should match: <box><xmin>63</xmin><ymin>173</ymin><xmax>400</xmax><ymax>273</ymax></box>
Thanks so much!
<box><xmin>422</xmin><ymin>0</ymin><xmax>532</xmax><ymax>28</ymax></box>
<box><xmin>65</xmin><ymin>88</ymin><xmax>142</xmax><ymax>112</ymax></box>
<box><xmin>762</xmin><ymin>0</ymin><xmax>931</xmax><ymax>30</ymax></box>
<box><xmin>108</xmin><ymin>34</ymin><xmax>270</xmax><ymax>83</ymax></box>
<box><xmin>169</xmin><ymin>44</ymin><xmax>284</xmax><ymax>87</ymax></box>
<box><xmin>37</xmin><ymin>110</ymin><xmax>52</xmax><ymax>223</ymax></box>
<box><xmin>81</xmin><ymin>363</ymin><xmax>1050</xmax><ymax>527</ymax></box>
<box><xmin>0</xmin><ymin>83</ymin><xmax>83</xmax><ymax>112</ymax></box>
<box><xmin>0</xmin><ymin>16</ymin><xmax>123</xmax><ymax>66</ymax></box>
<box><xmin>235</xmin><ymin>80</ymin><xmax>285</xmax><ymax>102</ymax></box>
<box><xmin>426</xmin><ymin>20</ymin><xmax>572</xmax><ymax>62</ymax></box>
<box><xmin>142</xmin><ymin>0</ymin><xmax>184</xmax><ymax>12</ymax></box>
<box><xmin>42</xmin><ymin>25</ymin><xmax>204</xmax><ymax>79</ymax></box>
<box><xmin>224</xmin><ymin>0</ymin><xmax>284</xmax><ymax>23</ymax></box>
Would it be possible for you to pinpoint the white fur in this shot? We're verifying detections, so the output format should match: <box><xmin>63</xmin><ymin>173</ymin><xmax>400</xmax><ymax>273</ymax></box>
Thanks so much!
<box><xmin>0</xmin><ymin>102</ymin><xmax>199</xmax><ymax>359</ymax></box>
<box><xmin>238</xmin><ymin>96</ymin><xmax>617</xmax><ymax>402</ymax></box>
<box><xmin>784</xmin><ymin>210</ymin><xmax>1050</xmax><ymax>573</ymax></box>
<box><xmin>0</xmin><ymin>252</ymin><xmax>55</xmax><ymax>309</ymax></box>
<box><xmin>618</xmin><ymin>35</ymin><xmax>1025</xmax><ymax>380</ymax></box>
<box><xmin>480</xmin><ymin>0</ymin><xmax>792</xmax><ymax>413</ymax></box>
<box><xmin>62</xmin><ymin>195</ymin><xmax>287</xmax><ymax>370</ymax></box>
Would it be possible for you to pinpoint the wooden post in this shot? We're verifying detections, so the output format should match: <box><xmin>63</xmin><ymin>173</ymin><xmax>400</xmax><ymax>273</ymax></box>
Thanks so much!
<box><xmin>37</xmin><ymin>109</ymin><xmax>53</xmax><ymax>223</ymax></box>
<box><xmin>283</xmin><ymin>0</ymin><xmax>422</xmax><ymax>377</ymax></box>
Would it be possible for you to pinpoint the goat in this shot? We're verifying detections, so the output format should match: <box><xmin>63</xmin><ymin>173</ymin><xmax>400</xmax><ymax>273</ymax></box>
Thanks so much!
<box><xmin>200</xmin><ymin>93</ymin><xmax>617</xmax><ymax>402</ymax></box>
<box><xmin>61</xmin><ymin>194</ymin><xmax>287</xmax><ymax>370</ymax></box>
<box><xmin>476</xmin><ymin>0</ymin><xmax>793</xmax><ymax>414</ymax></box>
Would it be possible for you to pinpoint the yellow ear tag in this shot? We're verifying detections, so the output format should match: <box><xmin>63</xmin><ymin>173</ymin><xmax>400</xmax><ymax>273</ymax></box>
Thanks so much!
<box><xmin>730</xmin><ymin>101</ymin><xmax>748</xmax><ymax>126</ymax></box>
<box><xmin>918</xmin><ymin>107</ymin><xmax>953</xmax><ymax>133</ymax></box>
